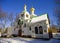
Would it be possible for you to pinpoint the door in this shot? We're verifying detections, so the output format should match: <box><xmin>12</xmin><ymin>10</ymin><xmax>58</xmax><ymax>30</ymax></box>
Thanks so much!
<box><xmin>18</xmin><ymin>29</ymin><xmax>22</xmax><ymax>36</ymax></box>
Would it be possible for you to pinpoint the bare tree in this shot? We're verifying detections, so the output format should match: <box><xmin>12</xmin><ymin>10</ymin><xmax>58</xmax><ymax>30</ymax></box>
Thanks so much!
<box><xmin>15</xmin><ymin>14</ymin><xmax>20</xmax><ymax>22</ymax></box>
<box><xmin>8</xmin><ymin>12</ymin><xmax>14</xmax><ymax>26</ymax></box>
<box><xmin>0</xmin><ymin>9</ymin><xmax>8</xmax><ymax>28</ymax></box>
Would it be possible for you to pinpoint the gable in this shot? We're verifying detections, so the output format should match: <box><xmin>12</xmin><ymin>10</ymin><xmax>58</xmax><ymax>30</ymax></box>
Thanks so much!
<box><xmin>30</xmin><ymin>14</ymin><xmax>48</xmax><ymax>24</ymax></box>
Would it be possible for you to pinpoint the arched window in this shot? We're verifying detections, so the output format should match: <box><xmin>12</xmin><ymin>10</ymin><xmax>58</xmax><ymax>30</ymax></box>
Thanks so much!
<box><xmin>29</xmin><ymin>26</ymin><xmax>31</xmax><ymax>30</ymax></box>
<box><xmin>39</xmin><ymin>26</ymin><xmax>42</xmax><ymax>28</ymax></box>
<box><xmin>21</xmin><ymin>14</ymin><xmax>24</xmax><ymax>17</ymax></box>
<box><xmin>39</xmin><ymin>26</ymin><xmax>43</xmax><ymax>34</ymax></box>
<box><xmin>24</xmin><ymin>23</ymin><xmax>26</xmax><ymax>27</ymax></box>
<box><xmin>18</xmin><ymin>19</ymin><xmax>23</xmax><ymax>25</ymax></box>
<box><xmin>35</xmin><ymin>27</ymin><xmax>38</xmax><ymax>34</ymax></box>
<box><xmin>26</xmin><ymin>14</ymin><xmax>28</xmax><ymax>17</ymax></box>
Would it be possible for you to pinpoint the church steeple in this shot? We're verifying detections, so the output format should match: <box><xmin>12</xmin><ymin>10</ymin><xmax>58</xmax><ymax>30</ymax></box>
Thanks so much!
<box><xmin>30</xmin><ymin>7</ymin><xmax>35</xmax><ymax>15</ymax></box>
<box><xmin>20</xmin><ymin>5</ymin><xmax>30</xmax><ymax>20</ymax></box>
<box><xmin>24</xmin><ymin>5</ymin><xmax>27</xmax><ymax>11</ymax></box>
<box><xmin>30</xmin><ymin>7</ymin><xmax>37</xmax><ymax>17</ymax></box>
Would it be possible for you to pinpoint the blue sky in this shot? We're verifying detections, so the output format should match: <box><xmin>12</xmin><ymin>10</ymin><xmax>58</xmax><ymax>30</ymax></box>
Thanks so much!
<box><xmin>0</xmin><ymin>0</ymin><xmax>56</xmax><ymax>25</ymax></box>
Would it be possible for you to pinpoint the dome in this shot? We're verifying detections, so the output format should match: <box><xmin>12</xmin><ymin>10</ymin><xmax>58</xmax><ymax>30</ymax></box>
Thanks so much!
<box><xmin>21</xmin><ymin>11</ymin><xmax>30</xmax><ymax>15</ymax></box>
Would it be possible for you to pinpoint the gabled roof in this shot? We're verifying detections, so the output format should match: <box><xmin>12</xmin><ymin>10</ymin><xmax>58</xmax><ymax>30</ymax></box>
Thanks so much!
<box><xmin>30</xmin><ymin>14</ymin><xmax>37</xmax><ymax>19</ymax></box>
<box><xmin>30</xmin><ymin>14</ymin><xmax>48</xmax><ymax>24</ymax></box>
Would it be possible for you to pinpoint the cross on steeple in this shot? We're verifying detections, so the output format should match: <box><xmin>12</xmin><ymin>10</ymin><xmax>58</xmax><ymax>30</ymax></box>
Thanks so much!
<box><xmin>24</xmin><ymin>5</ymin><xmax>27</xmax><ymax>11</ymax></box>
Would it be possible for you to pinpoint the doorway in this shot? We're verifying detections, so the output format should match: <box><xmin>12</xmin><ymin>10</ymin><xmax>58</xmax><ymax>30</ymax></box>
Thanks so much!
<box><xmin>18</xmin><ymin>29</ymin><xmax>22</xmax><ymax>36</ymax></box>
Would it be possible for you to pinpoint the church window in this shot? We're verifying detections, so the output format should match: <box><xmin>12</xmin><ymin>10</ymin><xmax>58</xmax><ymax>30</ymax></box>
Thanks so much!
<box><xmin>39</xmin><ymin>26</ymin><xmax>43</xmax><ymax>34</ymax></box>
<box><xmin>26</xmin><ymin>14</ymin><xmax>28</xmax><ymax>17</ymax></box>
<box><xmin>44</xmin><ymin>30</ymin><xmax>47</xmax><ymax>32</ymax></box>
<box><xmin>24</xmin><ymin>23</ymin><xmax>26</xmax><ymax>27</ymax></box>
<box><xmin>18</xmin><ymin>19</ymin><xmax>23</xmax><ymax>25</ymax></box>
<box><xmin>35</xmin><ymin>27</ymin><xmax>38</xmax><ymax>34</ymax></box>
<box><xmin>21</xmin><ymin>14</ymin><xmax>24</xmax><ymax>17</ymax></box>
<box><xmin>23</xmin><ymin>31</ymin><xmax>24</xmax><ymax>33</ymax></box>
<box><xmin>29</xmin><ymin>26</ymin><xmax>31</xmax><ymax>30</ymax></box>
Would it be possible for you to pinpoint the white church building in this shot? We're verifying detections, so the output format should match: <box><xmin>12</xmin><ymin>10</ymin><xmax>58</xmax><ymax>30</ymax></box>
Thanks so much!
<box><xmin>7</xmin><ymin>5</ymin><xmax>50</xmax><ymax>39</ymax></box>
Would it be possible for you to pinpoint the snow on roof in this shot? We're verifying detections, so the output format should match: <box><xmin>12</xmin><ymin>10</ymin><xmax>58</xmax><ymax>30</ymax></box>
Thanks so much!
<box><xmin>30</xmin><ymin>14</ymin><xmax>48</xmax><ymax>24</ymax></box>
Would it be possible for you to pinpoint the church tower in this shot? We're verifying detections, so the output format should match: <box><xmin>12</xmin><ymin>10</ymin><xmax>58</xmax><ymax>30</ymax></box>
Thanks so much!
<box><xmin>30</xmin><ymin>7</ymin><xmax>37</xmax><ymax>19</ymax></box>
<box><xmin>20</xmin><ymin>5</ymin><xmax>30</xmax><ymax>22</ymax></box>
<box><xmin>30</xmin><ymin>7</ymin><xmax>35</xmax><ymax>15</ymax></box>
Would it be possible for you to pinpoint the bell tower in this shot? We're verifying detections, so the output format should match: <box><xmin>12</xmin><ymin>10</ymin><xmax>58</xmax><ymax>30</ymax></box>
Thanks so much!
<box><xmin>20</xmin><ymin>5</ymin><xmax>30</xmax><ymax>23</ymax></box>
<box><xmin>24</xmin><ymin>5</ymin><xmax>30</xmax><ymax>21</ymax></box>
<box><xmin>30</xmin><ymin>7</ymin><xmax>37</xmax><ymax>18</ymax></box>
<box><xmin>30</xmin><ymin>7</ymin><xmax>35</xmax><ymax>15</ymax></box>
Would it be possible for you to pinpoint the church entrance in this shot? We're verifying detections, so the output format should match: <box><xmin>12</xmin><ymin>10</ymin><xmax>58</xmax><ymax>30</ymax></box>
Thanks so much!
<box><xmin>18</xmin><ymin>29</ymin><xmax>22</xmax><ymax>36</ymax></box>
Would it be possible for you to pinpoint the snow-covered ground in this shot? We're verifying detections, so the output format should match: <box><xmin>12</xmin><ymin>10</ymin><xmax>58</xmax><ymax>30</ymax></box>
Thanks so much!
<box><xmin>0</xmin><ymin>37</ymin><xmax>60</xmax><ymax>43</ymax></box>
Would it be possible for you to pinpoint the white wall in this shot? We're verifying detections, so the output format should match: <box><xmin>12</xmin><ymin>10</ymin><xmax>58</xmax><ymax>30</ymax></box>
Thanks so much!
<box><xmin>7</xmin><ymin>27</ymin><xmax>20</xmax><ymax>35</ymax></box>
<box><xmin>22</xmin><ymin>27</ymin><xmax>31</xmax><ymax>36</ymax></box>
<box><xmin>30</xmin><ymin>20</ymin><xmax>49</xmax><ymax>38</ymax></box>
<box><xmin>12</xmin><ymin>28</ymin><xmax>19</xmax><ymax>35</ymax></box>
<box><xmin>7</xmin><ymin>27</ymin><xmax>13</xmax><ymax>35</ymax></box>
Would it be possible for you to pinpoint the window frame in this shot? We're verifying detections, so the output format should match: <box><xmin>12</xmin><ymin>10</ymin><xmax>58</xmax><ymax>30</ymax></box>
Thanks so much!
<box><xmin>39</xmin><ymin>26</ymin><xmax>43</xmax><ymax>34</ymax></box>
<box><xmin>35</xmin><ymin>27</ymin><xmax>38</xmax><ymax>34</ymax></box>
<box><xmin>24</xmin><ymin>23</ymin><xmax>26</xmax><ymax>27</ymax></box>
<box><xmin>29</xmin><ymin>26</ymin><xmax>31</xmax><ymax>31</ymax></box>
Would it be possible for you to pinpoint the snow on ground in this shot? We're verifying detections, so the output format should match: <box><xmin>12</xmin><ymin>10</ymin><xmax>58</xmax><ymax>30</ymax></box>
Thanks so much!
<box><xmin>0</xmin><ymin>37</ymin><xmax>60</xmax><ymax>43</ymax></box>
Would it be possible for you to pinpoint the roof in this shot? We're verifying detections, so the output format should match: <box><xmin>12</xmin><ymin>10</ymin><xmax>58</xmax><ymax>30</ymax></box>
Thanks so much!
<box><xmin>30</xmin><ymin>14</ymin><xmax>37</xmax><ymax>19</ymax></box>
<box><xmin>30</xmin><ymin>14</ymin><xmax>48</xmax><ymax>24</ymax></box>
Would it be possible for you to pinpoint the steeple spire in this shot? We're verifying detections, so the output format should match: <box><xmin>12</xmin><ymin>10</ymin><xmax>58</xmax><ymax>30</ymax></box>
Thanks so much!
<box><xmin>24</xmin><ymin>5</ymin><xmax>27</xmax><ymax>11</ymax></box>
